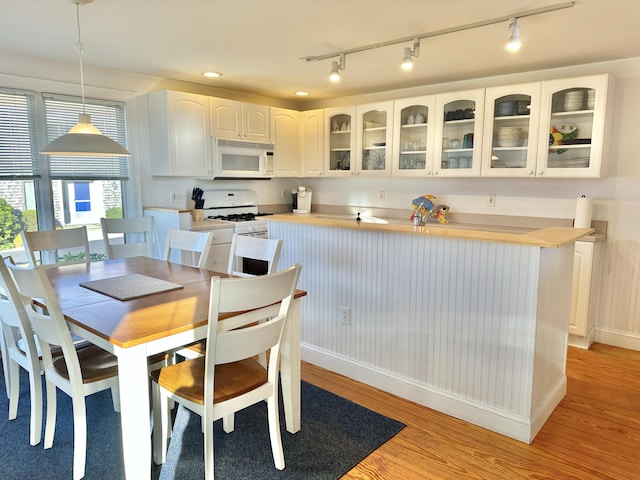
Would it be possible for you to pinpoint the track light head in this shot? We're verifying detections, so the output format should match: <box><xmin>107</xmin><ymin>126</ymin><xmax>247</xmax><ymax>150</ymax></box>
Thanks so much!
<box><xmin>401</xmin><ymin>47</ymin><xmax>413</xmax><ymax>70</ymax></box>
<box><xmin>506</xmin><ymin>17</ymin><xmax>521</xmax><ymax>52</ymax></box>
<box><xmin>329</xmin><ymin>54</ymin><xmax>345</xmax><ymax>82</ymax></box>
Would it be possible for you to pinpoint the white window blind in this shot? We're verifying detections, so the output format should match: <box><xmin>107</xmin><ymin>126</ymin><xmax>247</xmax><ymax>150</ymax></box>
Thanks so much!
<box><xmin>44</xmin><ymin>93</ymin><xmax>129</xmax><ymax>179</ymax></box>
<box><xmin>0</xmin><ymin>90</ymin><xmax>40</xmax><ymax>178</ymax></box>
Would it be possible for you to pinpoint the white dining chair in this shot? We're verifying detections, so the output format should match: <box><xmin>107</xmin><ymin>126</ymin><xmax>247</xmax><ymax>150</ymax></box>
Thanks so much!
<box><xmin>178</xmin><ymin>235</ymin><xmax>283</xmax><ymax>361</ymax></box>
<box><xmin>0</xmin><ymin>256</ymin><xmax>43</xmax><ymax>446</ymax></box>
<box><xmin>151</xmin><ymin>263</ymin><xmax>301</xmax><ymax>479</ymax></box>
<box><xmin>6</xmin><ymin>260</ymin><xmax>120</xmax><ymax>480</ymax></box>
<box><xmin>163</xmin><ymin>228</ymin><xmax>214</xmax><ymax>269</ymax></box>
<box><xmin>100</xmin><ymin>216</ymin><xmax>153</xmax><ymax>259</ymax></box>
<box><xmin>227</xmin><ymin>234</ymin><xmax>283</xmax><ymax>278</ymax></box>
<box><xmin>21</xmin><ymin>226</ymin><xmax>91</xmax><ymax>267</ymax></box>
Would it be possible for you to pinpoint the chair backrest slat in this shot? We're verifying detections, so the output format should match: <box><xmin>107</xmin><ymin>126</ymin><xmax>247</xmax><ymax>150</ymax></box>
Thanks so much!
<box><xmin>227</xmin><ymin>234</ymin><xmax>282</xmax><ymax>277</ymax></box>
<box><xmin>101</xmin><ymin>217</ymin><xmax>153</xmax><ymax>259</ymax></box>
<box><xmin>21</xmin><ymin>226</ymin><xmax>91</xmax><ymax>267</ymax></box>
<box><xmin>164</xmin><ymin>228</ymin><xmax>214</xmax><ymax>269</ymax></box>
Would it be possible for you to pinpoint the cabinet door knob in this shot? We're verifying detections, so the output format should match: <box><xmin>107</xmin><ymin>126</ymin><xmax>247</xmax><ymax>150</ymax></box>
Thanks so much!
<box><xmin>537</xmin><ymin>170</ymin><xmax>544</xmax><ymax>175</ymax></box>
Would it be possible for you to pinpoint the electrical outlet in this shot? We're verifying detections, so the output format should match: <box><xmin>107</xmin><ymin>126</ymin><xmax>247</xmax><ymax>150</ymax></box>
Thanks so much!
<box><xmin>378</xmin><ymin>190</ymin><xmax>385</xmax><ymax>202</ymax></box>
<box><xmin>341</xmin><ymin>307</ymin><xmax>351</xmax><ymax>325</ymax></box>
<box><xmin>281</xmin><ymin>188</ymin><xmax>285</xmax><ymax>199</ymax></box>
<box><xmin>487</xmin><ymin>194</ymin><xmax>496</xmax><ymax>207</ymax></box>
<box><xmin>169</xmin><ymin>191</ymin><xmax>184</xmax><ymax>203</ymax></box>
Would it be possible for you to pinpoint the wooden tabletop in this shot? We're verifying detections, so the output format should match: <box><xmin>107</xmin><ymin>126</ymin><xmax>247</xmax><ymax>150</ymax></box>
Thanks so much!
<box><xmin>44</xmin><ymin>257</ymin><xmax>305</xmax><ymax>348</ymax></box>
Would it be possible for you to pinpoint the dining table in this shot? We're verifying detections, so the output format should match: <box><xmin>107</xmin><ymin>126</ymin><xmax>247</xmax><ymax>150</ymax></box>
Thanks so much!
<box><xmin>42</xmin><ymin>256</ymin><xmax>306</xmax><ymax>480</ymax></box>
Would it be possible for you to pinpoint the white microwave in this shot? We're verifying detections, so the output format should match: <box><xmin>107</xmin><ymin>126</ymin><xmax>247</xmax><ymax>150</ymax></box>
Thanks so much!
<box><xmin>210</xmin><ymin>138</ymin><xmax>275</xmax><ymax>179</ymax></box>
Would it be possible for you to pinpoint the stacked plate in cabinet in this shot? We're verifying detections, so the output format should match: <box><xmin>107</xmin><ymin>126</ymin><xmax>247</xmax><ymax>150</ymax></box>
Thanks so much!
<box><xmin>496</xmin><ymin>126</ymin><xmax>525</xmax><ymax>147</ymax></box>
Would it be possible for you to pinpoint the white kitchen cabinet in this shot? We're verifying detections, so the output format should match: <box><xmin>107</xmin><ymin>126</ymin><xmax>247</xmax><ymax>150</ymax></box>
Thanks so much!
<box><xmin>324</xmin><ymin>106</ymin><xmax>356</xmax><ymax>176</ymax></box>
<box><xmin>536</xmin><ymin>74</ymin><xmax>614</xmax><ymax>178</ymax></box>
<box><xmin>480</xmin><ymin>83</ymin><xmax>542</xmax><ymax>177</ymax></box>
<box><xmin>270</xmin><ymin>107</ymin><xmax>299</xmax><ymax>177</ymax></box>
<box><xmin>210</xmin><ymin>97</ymin><xmax>270</xmax><ymax>142</ymax></box>
<box><xmin>300</xmin><ymin>109</ymin><xmax>324</xmax><ymax>177</ymax></box>
<box><xmin>147</xmin><ymin>90</ymin><xmax>212</xmax><ymax>177</ymax></box>
<box><xmin>391</xmin><ymin>95</ymin><xmax>437</xmax><ymax>177</ymax></box>
<box><xmin>569</xmin><ymin>240</ymin><xmax>603</xmax><ymax>349</ymax></box>
<box><xmin>355</xmin><ymin>101</ymin><xmax>393</xmax><ymax>176</ymax></box>
<box><xmin>433</xmin><ymin>89</ymin><xmax>485</xmax><ymax>177</ymax></box>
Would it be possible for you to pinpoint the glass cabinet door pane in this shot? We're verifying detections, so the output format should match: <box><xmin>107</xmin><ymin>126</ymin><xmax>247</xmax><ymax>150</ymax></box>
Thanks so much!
<box><xmin>398</xmin><ymin>105</ymin><xmax>428</xmax><ymax>170</ymax></box>
<box><xmin>361</xmin><ymin>109</ymin><xmax>387</xmax><ymax>171</ymax></box>
<box><xmin>329</xmin><ymin>113</ymin><xmax>352</xmax><ymax>171</ymax></box>
<box><xmin>547</xmin><ymin>88</ymin><xmax>594</xmax><ymax>170</ymax></box>
<box><xmin>490</xmin><ymin>94</ymin><xmax>531</xmax><ymax>169</ymax></box>
<box><xmin>441</xmin><ymin>100</ymin><xmax>476</xmax><ymax>170</ymax></box>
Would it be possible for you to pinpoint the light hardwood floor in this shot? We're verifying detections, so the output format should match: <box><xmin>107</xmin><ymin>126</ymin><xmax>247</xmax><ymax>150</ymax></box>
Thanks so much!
<box><xmin>301</xmin><ymin>343</ymin><xmax>640</xmax><ymax>479</ymax></box>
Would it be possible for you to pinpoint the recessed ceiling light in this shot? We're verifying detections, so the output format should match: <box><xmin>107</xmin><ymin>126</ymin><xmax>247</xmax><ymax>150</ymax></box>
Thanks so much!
<box><xmin>202</xmin><ymin>71</ymin><xmax>222</xmax><ymax>78</ymax></box>
<box><xmin>295</xmin><ymin>91</ymin><xmax>309</xmax><ymax>96</ymax></box>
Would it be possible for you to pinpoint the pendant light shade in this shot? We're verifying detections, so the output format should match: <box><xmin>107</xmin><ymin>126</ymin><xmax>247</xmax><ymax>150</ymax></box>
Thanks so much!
<box><xmin>41</xmin><ymin>0</ymin><xmax>130</xmax><ymax>157</ymax></box>
<box><xmin>41</xmin><ymin>113</ymin><xmax>131</xmax><ymax>156</ymax></box>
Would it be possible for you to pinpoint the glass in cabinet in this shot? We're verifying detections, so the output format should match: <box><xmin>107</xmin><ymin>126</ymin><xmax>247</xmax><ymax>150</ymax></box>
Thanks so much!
<box><xmin>392</xmin><ymin>96</ymin><xmax>435</xmax><ymax>176</ymax></box>
<box><xmin>536</xmin><ymin>74</ymin><xmax>613</xmax><ymax>178</ymax></box>
<box><xmin>434</xmin><ymin>89</ymin><xmax>484</xmax><ymax>177</ymax></box>
<box><xmin>325</xmin><ymin>106</ymin><xmax>356</xmax><ymax>176</ymax></box>
<box><xmin>356</xmin><ymin>101</ymin><xmax>392</xmax><ymax>176</ymax></box>
<box><xmin>480</xmin><ymin>83</ymin><xmax>541</xmax><ymax>177</ymax></box>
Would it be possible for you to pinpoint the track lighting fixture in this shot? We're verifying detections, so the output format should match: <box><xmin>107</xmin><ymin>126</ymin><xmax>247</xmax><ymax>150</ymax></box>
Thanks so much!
<box><xmin>402</xmin><ymin>39</ymin><xmax>420</xmax><ymax>70</ymax></box>
<box><xmin>41</xmin><ymin>0</ymin><xmax>130</xmax><ymax>157</ymax></box>
<box><xmin>506</xmin><ymin>17</ymin><xmax>521</xmax><ymax>52</ymax></box>
<box><xmin>329</xmin><ymin>54</ymin><xmax>345</xmax><ymax>82</ymax></box>
<box><xmin>302</xmin><ymin>1</ymin><xmax>574</xmax><ymax>78</ymax></box>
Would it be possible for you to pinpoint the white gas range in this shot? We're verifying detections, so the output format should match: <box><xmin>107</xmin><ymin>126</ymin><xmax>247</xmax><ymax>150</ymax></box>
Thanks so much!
<box><xmin>199</xmin><ymin>189</ymin><xmax>272</xmax><ymax>237</ymax></box>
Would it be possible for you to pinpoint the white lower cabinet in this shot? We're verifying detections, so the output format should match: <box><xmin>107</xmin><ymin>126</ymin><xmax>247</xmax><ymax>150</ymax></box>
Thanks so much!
<box><xmin>569</xmin><ymin>240</ymin><xmax>603</xmax><ymax>348</ymax></box>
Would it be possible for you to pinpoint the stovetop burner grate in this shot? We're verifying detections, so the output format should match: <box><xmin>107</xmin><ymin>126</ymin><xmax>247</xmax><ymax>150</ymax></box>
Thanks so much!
<box><xmin>207</xmin><ymin>212</ymin><xmax>272</xmax><ymax>222</ymax></box>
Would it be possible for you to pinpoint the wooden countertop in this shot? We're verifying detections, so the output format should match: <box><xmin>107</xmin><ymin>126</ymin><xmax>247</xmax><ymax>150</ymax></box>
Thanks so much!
<box><xmin>268</xmin><ymin>213</ymin><xmax>594</xmax><ymax>248</ymax></box>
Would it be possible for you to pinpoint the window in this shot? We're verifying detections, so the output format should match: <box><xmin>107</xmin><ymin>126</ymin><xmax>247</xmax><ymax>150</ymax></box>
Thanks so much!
<box><xmin>0</xmin><ymin>88</ymin><xmax>129</xmax><ymax>264</ymax></box>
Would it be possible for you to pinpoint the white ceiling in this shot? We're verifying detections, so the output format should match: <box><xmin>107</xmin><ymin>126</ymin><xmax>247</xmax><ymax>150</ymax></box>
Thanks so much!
<box><xmin>2</xmin><ymin>0</ymin><xmax>640</xmax><ymax>103</ymax></box>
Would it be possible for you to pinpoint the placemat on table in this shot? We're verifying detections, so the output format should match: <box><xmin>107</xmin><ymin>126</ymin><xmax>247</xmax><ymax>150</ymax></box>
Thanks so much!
<box><xmin>79</xmin><ymin>273</ymin><xmax>183</xmax><ymax>301</ymax></box>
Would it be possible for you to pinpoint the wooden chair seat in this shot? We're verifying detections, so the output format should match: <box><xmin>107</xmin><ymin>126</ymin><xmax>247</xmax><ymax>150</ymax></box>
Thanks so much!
<box><xmin>52</xmin><ymin>345</ymin><xmax>118</xmax><ymax>383</ymax></box>
<box><xmin>152</xmin><ymin>357</ymin><xmax>267</xmax><ymax>405</ymax></box>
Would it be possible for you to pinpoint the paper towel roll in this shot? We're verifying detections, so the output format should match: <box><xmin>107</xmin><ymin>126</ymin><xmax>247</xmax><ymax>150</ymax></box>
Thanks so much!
<box><xmin>574</xmin><ymin>196</ymin><xmax>593</xmax><ymax>228</ymax></box>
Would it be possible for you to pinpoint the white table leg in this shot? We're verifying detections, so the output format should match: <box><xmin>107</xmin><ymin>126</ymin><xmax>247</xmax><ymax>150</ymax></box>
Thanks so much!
<box><xmin>117</xmin><ymin>347</ymin><xmax>151</xmax><ymax>480</ymax></box>
<box><xmin>280</xmin><ymin>297</ymin><xmax>301</xmax><ymax>433</ymax></box>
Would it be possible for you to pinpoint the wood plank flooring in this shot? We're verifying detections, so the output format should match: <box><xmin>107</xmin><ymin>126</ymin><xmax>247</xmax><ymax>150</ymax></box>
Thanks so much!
<box><xmin>301</xmin><ymin>343</ymin><xmax>640</xmax><ymax>479</ymax></box>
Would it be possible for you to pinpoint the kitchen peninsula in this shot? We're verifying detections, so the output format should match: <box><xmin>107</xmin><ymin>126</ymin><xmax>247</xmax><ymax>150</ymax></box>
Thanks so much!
<box><xmin>269</xmin><ymin>213</ymin><xmax>593</xmax><ymax>443</ymax></box>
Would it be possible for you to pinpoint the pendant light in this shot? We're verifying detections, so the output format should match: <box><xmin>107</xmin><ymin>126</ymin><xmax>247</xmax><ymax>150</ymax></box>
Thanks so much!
<box><xmin>41</xmin><ymin>0</ymin><xmax>130</xmax><ymax>157</ymax></box>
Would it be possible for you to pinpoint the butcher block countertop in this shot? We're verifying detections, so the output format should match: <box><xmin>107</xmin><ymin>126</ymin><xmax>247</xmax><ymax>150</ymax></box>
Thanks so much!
<box><xmin>268</xmin><ymin>213</ymin><xmax>595</xmax><ymax>248</ymax></box>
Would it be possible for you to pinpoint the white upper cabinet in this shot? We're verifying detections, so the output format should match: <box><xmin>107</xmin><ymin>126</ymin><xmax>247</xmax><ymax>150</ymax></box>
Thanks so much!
<box><xmin>433</xmin><ymin>89</ymin><xmax>485</xmax><ymax>177</ymax></box>
<box><xmin>210</xmin><ymin>98</ymin><xmax>270</xmax><ymax>143</ymax></box>
<box><xmin>480</xmin><ymin>83</ymin><xmax>541</xmax><ymax>177</ymax></box>
<box><xmin>300</xmin><ymin>109</ymin><xmax>324</xmax><ymax>177</ymax></box>
<box><xmin>270</xmin><ymin>107</ymin><xmax>299</xmax><ymax>177</ymax></box>
<box><xmin>391</xmin><ymin>96</ymin><xmax>437</xmax><ymax>177</ymax></box>
<box><xmin>147</xmin><ymin>90</ymin><xmax>212</xmax><ymax>177</ymax></box>
<box><xmin>355</xmin><ymin>101</ymin><xmax>393</xmax><ymax>176</ymax></box>
<box><xmin>324</xmin><ymin>106</ymin><xmax>356</xmax><ymax>176</ymax></box>
<box><xmin>535</xmin><ymin>74</ymin><xmax>614</xmax><ymax>178</ymax></box>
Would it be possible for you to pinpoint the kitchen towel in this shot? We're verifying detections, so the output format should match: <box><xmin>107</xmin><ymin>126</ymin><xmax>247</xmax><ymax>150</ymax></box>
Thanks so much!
<box><xmin>574</xmin><ymin>195</ymin><xmax>593</xmax><ymax>228</ymax></box>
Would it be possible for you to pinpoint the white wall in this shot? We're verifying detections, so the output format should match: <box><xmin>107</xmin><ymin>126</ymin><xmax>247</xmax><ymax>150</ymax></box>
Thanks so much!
<box><xmin>1</xmin><ymin>53</ymin><xmax>639</xmax><ymax>349</ymax></box>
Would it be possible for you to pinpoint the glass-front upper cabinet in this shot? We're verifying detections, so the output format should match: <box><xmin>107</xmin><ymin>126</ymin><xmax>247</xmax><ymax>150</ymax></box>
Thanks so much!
<box><xmin>391</xmin><ymin>96</ymin><xmax>436</xmax><ymax>177</ymax></box>
<box><xmin>433</xmin><ymin>89</ymin><xmax>484</xmax><ymax>177</ymax></box>
<box><xmin>355</xmin><ymin>101</ymin><xmax>393</xmax><ymax>176</ymax></box>
<box><xmin>536</xmin><ymin>74</ymin><xmax>614</xmax><ymax>178</ymax></box>
<box><xmin>480</xmin><ymin>83</ymin><xmax>541</xmax><ymax>177</ymax></box>
<box><xmin>324</xmin><ymin>106</ymin><xmax>356</xmax><ymax>176</ymax></box>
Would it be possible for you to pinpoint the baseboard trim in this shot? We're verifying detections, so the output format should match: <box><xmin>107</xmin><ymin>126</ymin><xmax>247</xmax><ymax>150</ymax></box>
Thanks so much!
<box><xmin>595</xmin><ymin>328</ymin><xmax>640</xmax><ymax>351</ymax></box>
<box><xmin>301</xmin><ymin>344</ymin><xmax>562</xmax><ymax>444</ymax></box>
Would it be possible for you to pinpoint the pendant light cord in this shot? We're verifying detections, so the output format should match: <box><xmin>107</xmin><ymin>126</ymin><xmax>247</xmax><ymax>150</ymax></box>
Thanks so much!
<box><xmin>75</xmin><ymin>2</ymin><xmax>86</xmax><ymax>114</ymax></box>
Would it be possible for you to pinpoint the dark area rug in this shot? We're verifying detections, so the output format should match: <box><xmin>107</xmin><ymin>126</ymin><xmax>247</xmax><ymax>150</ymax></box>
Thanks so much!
<box><xmin>0</xmin><ymin>361</ymin><xmax>404</xmax><ymax>479</ymax></box>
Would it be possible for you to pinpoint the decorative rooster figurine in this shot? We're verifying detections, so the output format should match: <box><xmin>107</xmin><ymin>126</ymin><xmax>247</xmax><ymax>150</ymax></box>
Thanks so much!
<box><xmin>411</xmin><ymin>194</ymin><xmax>450</xmax><ymax>225</ymax></box>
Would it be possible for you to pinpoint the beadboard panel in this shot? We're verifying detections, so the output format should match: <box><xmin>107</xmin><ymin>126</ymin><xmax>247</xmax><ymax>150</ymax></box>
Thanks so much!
<box><xmin>271</xmin><ymin>222</ymin><xmax>571</xmax><ymax>429</ymax></box>
<box><xmin>596</xmin><ymin>238</ymin><xmax>640</xmax><ymax>348</ymax></box>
